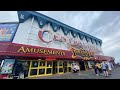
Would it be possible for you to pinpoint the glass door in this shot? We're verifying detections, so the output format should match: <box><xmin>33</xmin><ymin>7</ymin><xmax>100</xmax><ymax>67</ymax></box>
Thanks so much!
<box><xmin>67</xmin><ymin>61</ymin><xmax>72</xmax><ymax>72</ymax></box>
<box><xmin>28</xmin><ymin>61</ymin><xmax>39</xmax><ymax>77</ymax></box>
<box><xmin>63</xmin><ymin>61</ymin><xmax>67</xmax><ymax>73</ymax></box>
<box><xmin>57</xmin><ymin>61</ymin><xmax>64</xmax><ymax>74</ymax></box>
<box><xmin>28</xmin><ymin>60</ymin><xmax>53</xmax><ymax>77</ymax></box>
<box><xmin>38</xmin><ymin>60</ymin><xmax>46</xmax><ymax>76</ymax></box>
<box><xmin>46</xmin><ymin>61</ymin><xmax>53</xmax><ymax>75</ymax></box>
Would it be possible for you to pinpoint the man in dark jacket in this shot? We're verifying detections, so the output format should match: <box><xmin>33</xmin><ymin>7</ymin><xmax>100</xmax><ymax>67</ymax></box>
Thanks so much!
<box><xmin>92</xmin><ymin>64</ymin><xmax>99</xmax><ymax>76</ymax></box>
<box><xmin>13</xmin><ymin>62</ymin><xmax>24</xmax><ymax>78</ymax></box>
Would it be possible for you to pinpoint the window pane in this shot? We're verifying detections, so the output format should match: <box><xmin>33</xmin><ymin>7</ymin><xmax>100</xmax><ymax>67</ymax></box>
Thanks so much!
<box><xmin>55</xmin><ymin>68</ymin><xmax>58</xmax><ymax>73</ymax></box>
<box><xmin>68</xmin><ymin>67</ymin><xmax>71</xmax><ymax>72</ymax></box>
<box><xmin>59</xmin><ymin>61</ymin><xmax>63</xmax><ymax>66</ymax></box>
<box><xmin>47</xmin><ymin>61</ymin><xmax>52</xmax><ymax>67</ymax></box>
<box><xmin>39</xmin><ymin>69</ymin><xmax>45</xmax><ymax>75</ymax></box>
<box><xmin>64</xmin><ymin>67</ymin><xmax>67</xmax><ymax>73</ymax></box>
<box><xmin>59</xmin><ymin>68</ymin><xmax>63</xmax><ymax>73</ymax></box>
<box><xmin>64</xmin><ymin>61</ymin><xmax>67</xmax><ymax>66</ymax></box>
<box><xmin>54</xmin><ymin>61</ymin><xmax>57</xmax><ymax>67</ymax></box>
<box><xmin>46</xmin><ymin>68</ymin><xmax>52</xmax><ymax>74</ymax></box>
<box><xmin>40</xmin><ymin>61</ymin><xmax>45</xmax><ymax>67</ymax></box>
<box><xmin>30</xmin><ymin>69</ymin><xmax>37</xmax><ymax>76</ymax></box>
<box><xmin>68</xmin><ymin>62</ymin><xmax>72</xmax><ymax>67</ymax></box>
<box><xmin>31</xmin><ymin>61</ymin><xmax>38</xmax><ymax>67</ymax></box>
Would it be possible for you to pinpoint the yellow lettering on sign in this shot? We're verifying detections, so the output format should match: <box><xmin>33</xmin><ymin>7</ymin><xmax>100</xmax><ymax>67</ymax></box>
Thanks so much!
<box><xmin>70</xmin><ymin>46</ymin><xmax>94</xmax><ymax>60</ymax></box>
<box><xmin>17</xmin><ymin>46</ymin><xmax>26</xmax><ymax>53</ymax></box>
<box><xmin>17</xmin><ymin>46</ymin><xmax>65</xmax><ymax>56</ymax></box>
<box><xmin>26</xmin><ymin>48</ymin><xmax>33</xmax><ymax>53</ymax></box>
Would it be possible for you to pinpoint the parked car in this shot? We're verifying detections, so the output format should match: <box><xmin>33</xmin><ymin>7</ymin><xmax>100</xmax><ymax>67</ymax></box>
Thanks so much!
<box><xmin>71</xmin><ymin>63</ymin><xmax>80</xmax><ymax>73</ymax></box>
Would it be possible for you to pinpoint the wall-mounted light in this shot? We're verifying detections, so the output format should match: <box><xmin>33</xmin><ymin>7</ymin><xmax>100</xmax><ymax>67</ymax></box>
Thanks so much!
<box><xmin>54</xmin><ymin>26</ymin><xmax>57</xmax><ymax>30</ymax></box>
<box><xmin>20</xmin><ymin>14</ymin><xmax>24</xmax><ymax>19</ymax></box>
<box><xmin>40</xmin><ymin>21</ymin><xmax>43</xmax><ymax>25</ymax></box>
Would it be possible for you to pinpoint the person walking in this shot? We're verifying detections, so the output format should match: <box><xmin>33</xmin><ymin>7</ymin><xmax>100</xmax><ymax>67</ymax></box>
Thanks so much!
<box><xmin>106</xmin><ymin>62</ymin><xmax>112</xmax><ymax>75</ymax></box>
<box><xmin>101</xmin><ymin>62</ymin><xmax>109</xmax><ymax>77</ymax></box>
<box><xmin>96</xmin><ymin>63</ymin><xmax>102</xmax><ymax>74</ymax></box>
<box><xmin>92</xmin><ymin>63</ymin><xmax>99</xmax><ymax>76</ymax></box>
<box><xmin>23</xmin><ymin>62</ymin><xmax>29</xmax><ymax>78</ymax></box>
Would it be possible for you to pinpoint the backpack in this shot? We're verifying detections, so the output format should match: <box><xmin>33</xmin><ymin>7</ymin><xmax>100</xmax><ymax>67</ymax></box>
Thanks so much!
<box><xmin>105</xmin><ymin>64</ymin><xmax>108</xmax><ymax>70</ymax></box>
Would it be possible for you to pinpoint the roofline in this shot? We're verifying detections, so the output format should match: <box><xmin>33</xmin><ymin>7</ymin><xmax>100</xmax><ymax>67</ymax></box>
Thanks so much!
<box><xmin>25</xmin><ymin>11</ymin><xmax>102</xmax><ymax>42</ymax></box>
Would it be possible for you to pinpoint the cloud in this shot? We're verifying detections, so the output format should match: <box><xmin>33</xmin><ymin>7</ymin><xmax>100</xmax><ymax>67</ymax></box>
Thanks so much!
<box><xmin>37</xmin><ymin>11</ymin><xmax>120</xmax><ymax>63</ymax></box>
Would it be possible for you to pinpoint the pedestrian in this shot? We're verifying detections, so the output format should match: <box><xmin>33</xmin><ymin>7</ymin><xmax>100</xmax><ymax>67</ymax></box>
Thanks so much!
<box><xmin>96</xmin><ymin>63</ymin><xmax>102</xmax><ymax>74</ymax></box>
<box><xmin>13</xmin><ymin>62</ymin><xmax>24</xmax><ymax>79</ymax></box>
<box><xmin>110</xmin><ymin>62</ymin><xmax>114</xmax><ymax>68</ymax></box>
<box><xmin>106</xmin><ymin>62</ymin><xmax>112</xmax><ymax>75</ymax></box>
<box><xmin>23</xmin><ymin>62</ymin><xmax>29</xmax><ymax>78</ymax></box>
<box><xmin>101</xmin><ymin>62</ymin><xmax>109</xmax><ymax>77</ymax></box>
<box><xmin>92</xmin><ymin>63</ymin><xmax>99</xmax><ymax>76</ymax></box>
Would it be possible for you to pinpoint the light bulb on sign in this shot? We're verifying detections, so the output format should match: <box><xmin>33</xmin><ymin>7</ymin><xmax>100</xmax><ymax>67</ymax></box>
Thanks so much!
<box><xmin>20</xmin><ymin>14</ymin><xmax>24</xmax><ymax>19</ymax></box>
<box><xmin>40</xmin><ymin>21</ymin><xmax>43</xmax><ymax>25</ymax></box>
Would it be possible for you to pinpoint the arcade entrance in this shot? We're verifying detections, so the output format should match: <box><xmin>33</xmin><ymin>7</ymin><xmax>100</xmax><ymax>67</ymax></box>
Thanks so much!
<box><xmin>28</xmin><ymin>60</ymin><xmax>73</xmax><ymax>77</ymax></box>
<box><xmin>28</xmin><ymin>60</ymin><xmax>53</xmax><ymax>77</ymax></box>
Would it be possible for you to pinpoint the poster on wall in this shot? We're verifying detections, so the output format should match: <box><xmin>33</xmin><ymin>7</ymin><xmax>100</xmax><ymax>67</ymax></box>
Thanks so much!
<box><xmin>1</xmin><ymin>59</ymin><xmax>15</xmax><ymax>74</ymax></box>
<box><xmin>0</xmin><ymin>23</ymin><xmax>18</xmax><ymax>42</ymax></box>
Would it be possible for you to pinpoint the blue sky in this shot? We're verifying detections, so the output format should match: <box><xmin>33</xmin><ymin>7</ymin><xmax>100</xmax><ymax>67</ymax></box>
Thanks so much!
<box><xmin>0</xmin><ymin>11</ymin><xmax>119</xmax><ymax>63</ymax></box>
<box><xmin>37</xmin><ymin>11</ymin><xmax>120</xmax><ymax>63</ymax></box>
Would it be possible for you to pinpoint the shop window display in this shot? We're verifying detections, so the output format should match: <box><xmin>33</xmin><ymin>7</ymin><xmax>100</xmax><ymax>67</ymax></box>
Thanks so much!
<box><xmin>1</xmin><ymin>59</ymin><xmax>15</xmax><ymax>74</ymax></box>
<box><xmin>46</xmin><ymin>68</ymin><xmax>52</xmax><ymax>74</ymax></box>
<box><xmin>59</xmin><ymin>61</ymin><xmax>63</xmax><ymax>66</ymax></box>
<box><xmin>59</xmin><ymin>68</ymin><xmax>63</xmax><ymax>73</ymax></box>
<box><xmin>30</xmin><ymin>69</ymin><xmax>37</xmax><ymax>76</ymax></box>
<box><xmin>47</xmin><ymin>61</ymin><xmax>52</xmax><ymax>67</ymax></box>
<box><xmin>31</xmin><ymin>61</ymin><xmax>38</xmax><ymax>67</ymax></box>
<box><xmin>40</xmin><ymin>61</ymin><xmax>45</xmax><ymax>67</ymax></box>
<box><xmin>39</xmin><ymin>69</ymin><xmax>45</xmax><ymax>75</ymax></box>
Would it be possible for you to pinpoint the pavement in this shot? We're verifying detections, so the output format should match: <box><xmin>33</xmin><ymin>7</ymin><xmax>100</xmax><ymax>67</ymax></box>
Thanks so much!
<box><xmin>28</xmin><ymin>67</ymin><xmax>120</xmax><ymax>79</ymax></box>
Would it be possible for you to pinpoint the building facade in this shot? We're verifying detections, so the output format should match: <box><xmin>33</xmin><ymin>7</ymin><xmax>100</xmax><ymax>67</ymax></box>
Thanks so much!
<box><xmin>0</xmin><ymin>11</ymin><xmax>115</xmax><ymax>78</ymax></box>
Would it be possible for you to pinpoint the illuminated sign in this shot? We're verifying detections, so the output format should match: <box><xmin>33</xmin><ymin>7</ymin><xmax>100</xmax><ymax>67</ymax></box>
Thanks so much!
<box><xmin>17</xmin><ymin>46</ymin><xmax>65</xmax><ymax>56</ymax></box>
<box><xmin>38</xmin><ymin>29</ymin><xmax>81</xmax><ymax>46</ymax></box>
<box><xmin>0</xmin><ymin>24</ymin><xmax>18</xmax><ymax>42</ymax></box>
<box><xmin>69</xmin><ymin>45</ymin><xmax>94</xmax><ymax>60</ymax></box>
<box><xmin>0</xmin><ymin>42</ymin><xmax>100</xmax><ymax>60</ymax></box>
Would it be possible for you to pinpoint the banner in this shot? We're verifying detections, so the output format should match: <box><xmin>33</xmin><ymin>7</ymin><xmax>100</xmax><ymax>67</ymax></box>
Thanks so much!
<box><xmin>0</xmin><ymin>24</ymin><xmax>18</xmax><ymax>42</ymax></box>
<box><xmin>1</xmin><ymin>59</ymin><xmax>15</xmax><ymax>74</ymax></box>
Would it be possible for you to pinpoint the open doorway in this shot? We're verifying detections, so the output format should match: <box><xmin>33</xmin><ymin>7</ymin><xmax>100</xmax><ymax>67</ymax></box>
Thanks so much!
<box><xmin>63</xmin><ymin>61</ymin><xmax>67</xmax><ymax>73</ymax></box>
<box><xmin>79</xmin><ymin>61</ymin><xmax>85</xmax><ymax>71</ymax></box>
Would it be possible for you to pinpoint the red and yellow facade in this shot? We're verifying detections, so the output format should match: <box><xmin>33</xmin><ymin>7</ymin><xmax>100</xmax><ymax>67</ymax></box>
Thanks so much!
<box><xmin>0</xmin><ymin>11</ymin><xmax>115</xmax><ymax>78</ymax></box>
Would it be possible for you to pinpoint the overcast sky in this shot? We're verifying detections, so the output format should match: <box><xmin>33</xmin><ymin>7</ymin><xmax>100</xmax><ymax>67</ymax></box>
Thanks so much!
<box><xmin>0</xmin><ymin>11</ymin><xmax>119</xmax><ymax>63</ymax></box>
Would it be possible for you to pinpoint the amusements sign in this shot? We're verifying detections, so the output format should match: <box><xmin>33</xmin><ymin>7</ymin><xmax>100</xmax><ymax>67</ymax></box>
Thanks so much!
<box><xmin>0</xmin><ymin>42</ymin><xmax>96</xmax><ymax>60</ymax></box>
<box><xmin>0</xmin><ymin>24</ymin><xmax>18</xmax><ymax>42</ymax></box>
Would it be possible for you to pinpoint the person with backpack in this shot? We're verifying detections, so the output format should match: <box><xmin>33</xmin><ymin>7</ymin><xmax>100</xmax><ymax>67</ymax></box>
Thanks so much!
<box><xmin>106</xmin><ymin>62</ymin><xmax>112</xmax><ymax>75</ymax></box>
<box><xmin>101</xmin><ymin>61</ymin><xmax>109</xmax><ymax>77</ymax></box>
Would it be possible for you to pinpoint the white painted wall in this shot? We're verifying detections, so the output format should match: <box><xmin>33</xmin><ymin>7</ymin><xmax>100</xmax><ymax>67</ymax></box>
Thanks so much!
<box><xmin>13</xmin><ymin>18</ymin><xmax>32</xmax><ymax>44</ymax></box>
<box><xmin>13</xmin><ymin>17</ymin><xmax>104</xmax><ymax>55</ymax></box>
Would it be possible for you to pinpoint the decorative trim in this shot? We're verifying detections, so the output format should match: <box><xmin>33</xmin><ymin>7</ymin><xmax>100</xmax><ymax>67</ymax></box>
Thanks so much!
<box><xmin>79</xmin><ymin>34</ymin><xmax>84</xmax><ymax>40</ymax></box>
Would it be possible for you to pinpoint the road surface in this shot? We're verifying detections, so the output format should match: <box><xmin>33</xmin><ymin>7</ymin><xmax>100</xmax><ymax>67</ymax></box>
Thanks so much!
<box><xmin>28</xmin><ymin>67</ymin><xmax>120</xmax><ymax>79</ymax></box>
